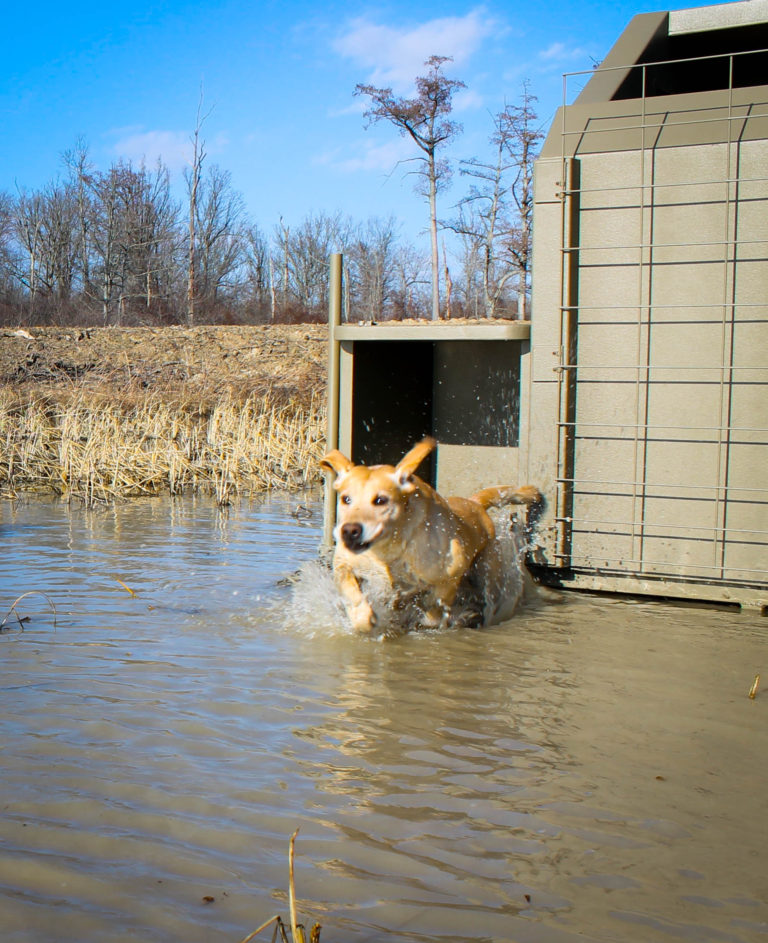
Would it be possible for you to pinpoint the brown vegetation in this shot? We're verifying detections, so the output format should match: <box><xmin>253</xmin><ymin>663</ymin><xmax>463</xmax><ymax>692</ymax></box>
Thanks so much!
<box><xmin>0</xmin><ymin>325</ymin><xmax>328</xmax><ymax>504</ymax></box>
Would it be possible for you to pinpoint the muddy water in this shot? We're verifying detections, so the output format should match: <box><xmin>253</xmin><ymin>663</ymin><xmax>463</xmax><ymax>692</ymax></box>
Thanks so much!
<box><xmin>1</xmin><ymin>495</ymin><xmax>766</xmax><ymax>943</ymax></box>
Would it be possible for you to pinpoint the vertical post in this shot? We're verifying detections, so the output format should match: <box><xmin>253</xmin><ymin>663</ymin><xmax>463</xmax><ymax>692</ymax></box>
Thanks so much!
<box><xmin>323</xmin><ymin>253</ymin><xmax>343</xmax><ymax>548</ymax></box>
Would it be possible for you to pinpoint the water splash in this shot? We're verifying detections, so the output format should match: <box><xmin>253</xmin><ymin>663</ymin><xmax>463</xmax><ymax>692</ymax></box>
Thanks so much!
<box><xmin>278</xmin><ymin>509</ymin><xmax>535</xmax><ymax>638</ymax></box>
<box><xmin>275</xmin><ymin>558</ymin><xmax>356</xmax><ymax>638</ymax></box>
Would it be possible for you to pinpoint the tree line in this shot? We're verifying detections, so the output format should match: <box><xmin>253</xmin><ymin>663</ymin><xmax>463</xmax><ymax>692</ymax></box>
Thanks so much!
<box><xmin>0</xmin><ymin>65</ymin><xmax>541</xmax><ymax>328</ymax></box>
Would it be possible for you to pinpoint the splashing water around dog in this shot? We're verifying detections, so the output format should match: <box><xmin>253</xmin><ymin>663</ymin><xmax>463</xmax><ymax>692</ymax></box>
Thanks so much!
<box><xmin>282</xmin><ymin>506</ymin><xmax>535</xmax><ymax>639</ymax></box>
<box><xmin>317</xmin><ymin>438</ymin><xmax>543</xmax><ymax>636</ymax></box>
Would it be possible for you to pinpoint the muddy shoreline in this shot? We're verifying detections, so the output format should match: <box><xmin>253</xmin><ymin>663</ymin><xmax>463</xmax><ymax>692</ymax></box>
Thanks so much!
<box><xmin>0</xmin><ymin>325</ymin><xmax>329</xmax><ymax>503</ymax></box>
<box><xmin>1</xmin><ymin>324</ymin><xmax>328</xmax><ymax>406</ymax></box>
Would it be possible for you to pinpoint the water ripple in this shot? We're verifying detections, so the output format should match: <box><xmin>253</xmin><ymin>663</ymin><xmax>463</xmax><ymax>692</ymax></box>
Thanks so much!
<box><xmin>1</xmin><ymin>495</ymin><xmax>766</xmax><ymax>942</ymax></box>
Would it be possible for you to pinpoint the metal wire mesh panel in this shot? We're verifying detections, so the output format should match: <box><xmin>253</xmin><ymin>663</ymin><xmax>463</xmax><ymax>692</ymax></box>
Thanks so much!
<box><xmin>552</xmin><ymin>54</ymin><xmax>768</xmax><ymax>596</ymax></box>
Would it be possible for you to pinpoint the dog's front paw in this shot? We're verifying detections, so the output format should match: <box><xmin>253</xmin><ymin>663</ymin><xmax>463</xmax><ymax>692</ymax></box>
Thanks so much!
<box><xmin>421</xmin><ymin>604</ymin><xmax>450</xmax><ymax>629</ymax></box>
<box><xmin>347</xmin><ymin>599</ymin><xmax>378</xmax><ymax>634</ymax></box>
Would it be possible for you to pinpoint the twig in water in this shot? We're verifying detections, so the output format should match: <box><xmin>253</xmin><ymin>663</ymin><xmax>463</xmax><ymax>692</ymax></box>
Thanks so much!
<box><xmin>0</xmin><ymin>592</ymin><xmax>57</xmax><ymax>633</ymax></box>
<box><xmin>237</xmin><ymin>829</ymin><xmax>320</xmax><ymax>943</ymax></box>
<box><xmin>238</xmin><ymin>915</ymin><xmax>290</xmax><ymax>943</ymax></box>
<box><xmin>288</xmin><ymin>828</ymin><xmax>303</xmax><ymax>943</ymax></box>
<box><xmin>114</xmin><ymin>577</ymin><xmax>138</xmax><ymax>597</ymax></box>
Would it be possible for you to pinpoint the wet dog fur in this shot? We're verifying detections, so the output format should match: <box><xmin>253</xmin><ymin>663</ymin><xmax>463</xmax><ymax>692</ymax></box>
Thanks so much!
<box><xmin>320</xmin><ymin>437</ymin><xmax>542</xmax><ymax>633</ymax></box>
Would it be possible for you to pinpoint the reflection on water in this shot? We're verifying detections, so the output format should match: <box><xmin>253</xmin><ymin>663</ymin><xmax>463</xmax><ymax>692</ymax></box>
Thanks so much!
<box><xmin>1</xmin><ymin>495</ymin><xmax>766</xmax><ymax>943</ymax></box>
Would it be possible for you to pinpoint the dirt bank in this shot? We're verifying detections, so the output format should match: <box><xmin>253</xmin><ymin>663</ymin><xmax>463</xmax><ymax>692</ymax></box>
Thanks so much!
<box><xmin>0</xmin><ymin>324</ymin><xmax>328</xmax><ymax>408</ymax></box>
<box><xmin>0</xmin><ymin>325</ymin><xmax>329</xmax><ymax>503</ymax></box>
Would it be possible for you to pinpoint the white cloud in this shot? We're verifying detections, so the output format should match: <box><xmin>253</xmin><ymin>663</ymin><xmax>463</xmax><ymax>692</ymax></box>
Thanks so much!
<box><xmin>538</xmin><ymin>41</ymin><xmax>593</xmax><ymax>68</ymax></box>
<box><xmin>540</xmin><ymin>41</ymin><xmax>568</xmax><ymax>61</ymax></box>
<box><xmin>502</xmin><ymin>39</ymin><xmax>596</xmax><ymax>86</ymax></box>
<box><xmin>452</xmin><ymin>88</ymin><xmax>484</xmax><ymax>113</ymax></box>
<box><xmin>107</xmin><ymin>127</ymin><xmax>231</xmax><ymax>176</ymax></box>
<box><xmin>316</xmin><ymin>136</ymin><xmax>416</xmax><ymax>175</ymax></box>
<box><xmin>109</xmin><ymin>128</ymin><xmax>192</xmax><ymax>173</ymax></box>
<box><xmin>334</xmin><ymin>8</ymin><xmax>496</xmax><ymax>91</ymax></box>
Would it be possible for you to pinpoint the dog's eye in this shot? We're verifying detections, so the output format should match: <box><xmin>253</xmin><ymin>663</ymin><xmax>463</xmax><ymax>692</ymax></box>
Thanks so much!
<box><xmin>373</xmin><ymin>494</ymin><xmax>389</xmax><ymax>506</ymax></box>
<box><xmin>340</xmin><ymin>494</ymin><xmax>351</xmax><ymax>505</ymax></box>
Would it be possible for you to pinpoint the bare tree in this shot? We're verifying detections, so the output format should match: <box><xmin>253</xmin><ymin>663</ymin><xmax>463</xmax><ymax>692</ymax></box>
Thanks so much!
<box><xmin>449</xmin><ymin>83</ymin><xmax>542</xmax><ymax>319</ymax></box>
<box><xmin>0</xmin><ymin>192</ymin><xmax>17</xmax><ymax>310</ymax></box>
<box><xmin>273</xmin><ymin>211</ymin><xmax>351</xmax><ymax>320</ymax></box>
<box><xmin>185</xmin><ymin>91</ymin><xmax>213</xmax><ymax>325</ymax></box>
<box><xmin>193</xmin><ymin>165</ymin><xmax>249</xmax><ymax>316</ymax></box>
<box><xmin>12</xmin><ymin>189</ymin><xmax>45</xmax><ymax>315</ymax></box>
<box><xmin>451</xmin><ymin>113</ymin><xmax>514</xmax><ymax>318</ymax></box>
<box><xmin>346</xmin><ymin>216</ymin><xmax>399</xmax><ymax>320</ymax></box>
<box><xmin>497</xmin><ymin>83</ymin><xmax>542</xmax><ymax>318</ymax></box>
<box><xmin>450</xmin><ymin>219</ymin><xmax>484</xmax><ymax>317</ymax></box>
<box><xmin>243</xmin><ymin>223</ymin><xmax>271</xmax><ymax>321</ymax></box>
<box><xmin>356</xmin><ymin>56</ymin><xmax>465</xmax><ymax>321</ymax></box>
<box><xmin>116</xmin><ymin>161</ymin><xmax>179</xmax><ymax>317</ymax></box>
<box><xmin>63</xmin><ymin>139</ymin><xmax>94</xmax><ymax>297</ymax></box>
<box><xmin>390</xmin><ymin>243</ymin><xmax>430</xmax><ymax>320</ymax></box>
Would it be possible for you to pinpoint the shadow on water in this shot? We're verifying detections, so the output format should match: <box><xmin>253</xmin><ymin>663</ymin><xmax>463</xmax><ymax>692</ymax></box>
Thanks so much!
<box><xmin>0</xmin><ymin>494</ymin><xmax>766</xmax><ymax>943</ymax></box>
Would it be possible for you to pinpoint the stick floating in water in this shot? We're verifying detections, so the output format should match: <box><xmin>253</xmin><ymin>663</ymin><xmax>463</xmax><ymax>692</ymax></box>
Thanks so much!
<box><xmin>748</xmin><ymin>674</ymin><xmax>760</xmax><ymax>699</ymax></box>
<box><xmin>114</xmin><ymin>577</ymin><xmax>137</xmax><ymax>597</ymax></box>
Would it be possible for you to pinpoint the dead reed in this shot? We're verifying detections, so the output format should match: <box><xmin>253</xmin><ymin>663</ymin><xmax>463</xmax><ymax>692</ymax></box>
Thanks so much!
<box><xmin>238</xmin><ymin>829</ymin><xmax>321</xmax><ymax>943</ymax></box>
<box><xmin>0</xmin><ymin>387</ymin><xmax>326</xmax><ymax>506</ymax></box>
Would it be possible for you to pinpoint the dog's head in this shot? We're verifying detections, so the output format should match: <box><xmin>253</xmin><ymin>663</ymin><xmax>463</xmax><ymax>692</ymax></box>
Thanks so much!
<box><xmin>320</xmin><ymin>438</ymin><xmax>436</xmax><ymax>553</ymax></box>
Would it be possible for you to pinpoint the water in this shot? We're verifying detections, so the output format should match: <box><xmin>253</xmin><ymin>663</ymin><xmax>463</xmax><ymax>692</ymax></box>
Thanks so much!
<box><xmin>1</xmin><ymin>495</ymin><xmax>766</xmax><ymax>943</ymax></box>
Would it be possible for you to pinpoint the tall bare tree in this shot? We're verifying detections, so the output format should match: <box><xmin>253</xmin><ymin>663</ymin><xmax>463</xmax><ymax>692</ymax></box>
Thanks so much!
<box><xmin>193</xmin><ymin>165</ymin><xmax>249</xmax><ymax>315</ymax></box>
<box><xmin>390</xmin><ymin>243</ymin><xmax>429</xmax><ymax>320</ymax></box>
<box><xmin>356</xmin><ymin>56</ymin><xmax>464</xmax><ymax>321</ymax></box>
<box><xmin>63</xmin><ymin>139</ymin><xmax>94</xmax><ymax>297</ymax></box>
<box><xmin>185</xmin><ymin>91</ymin><xmax>212</xmax><ymax>325</ymax></box>
<box><xmin>0</xmin><ymin>192</ymin><xmax>17</xmax><ymax>309</ymax></box>
<box><xmin>243</xmin><ymin>223</ymin><xmax>271</xmax><ymax>322</ymax></box>
<box><xmin>497</xmin><ymin>82</ymin><xmax>542</xmax><ymax>318</ymax></box>
<box><xmin>346</xmin><ymin>216</ymin><xmax>399</xmax><ymax>320</ymax></box>
<box><xmin>450</xmin><ymin>83</ymin><xmax>542</xmax><ymax>318</ymax></box>
<box><xmin>273</xmin><ymin>211</ymin><xmax>351</xmax><ymax>320</ymax></box>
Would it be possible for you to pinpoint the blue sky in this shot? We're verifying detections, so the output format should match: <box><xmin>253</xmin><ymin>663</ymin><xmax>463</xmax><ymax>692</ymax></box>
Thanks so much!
<box><xmin>0</xmin><ymin>0</ymin><xmax>726</xmax><ymax>250</ymax></box>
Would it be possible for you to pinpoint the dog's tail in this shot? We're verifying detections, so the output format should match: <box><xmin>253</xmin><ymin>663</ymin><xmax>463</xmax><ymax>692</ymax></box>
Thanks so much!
<box><xmin>470</xmin><ymin>484</ymin><xmax>543</xmax><ymax>511</ymax></box>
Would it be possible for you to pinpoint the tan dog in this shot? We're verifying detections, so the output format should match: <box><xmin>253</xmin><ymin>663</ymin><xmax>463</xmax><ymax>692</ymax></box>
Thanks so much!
<box><xmin>320</xmin><ymin>437</ymin><xmax>542</xmax><ymax>633</ymax></box>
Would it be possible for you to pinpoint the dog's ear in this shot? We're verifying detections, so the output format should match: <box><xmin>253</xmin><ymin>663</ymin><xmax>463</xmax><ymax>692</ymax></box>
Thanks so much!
<box><xmin>394</xmin><ymin>437</ymin><xmax>436</xmax><ymax>488</ymax></box>
<box><xmin>320</xmin><ymin>450</ymin><xmax>354</xmax><ymax>476</ymax></box>
<box><xmin>320</xmin><ymin>450</ymin><xmax>354</xmax><ymax>479</ymax></box>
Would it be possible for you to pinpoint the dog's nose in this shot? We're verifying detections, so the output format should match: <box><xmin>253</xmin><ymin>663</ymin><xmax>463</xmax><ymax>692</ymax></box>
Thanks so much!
<box><xmin>341</xmin><ymin>522</ymin><xmax>364</xmax><ymax>549</ymax></box>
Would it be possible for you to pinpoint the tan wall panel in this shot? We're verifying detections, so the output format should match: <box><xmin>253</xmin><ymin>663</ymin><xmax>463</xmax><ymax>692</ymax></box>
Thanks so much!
<box><xmin>733</xmin><ymin>261</ymin><xmax>768</xmax><ymax>303</ymax></box>
<box><xmin>645</xmin><ymin>383</ymin><xmax>724</xmax><ymax>438</ymax></box>
<box><xmin>577</xmin><ymin>265</ymin><xmax>645</xmax><ymax>308</ymax></box>
<box><xmin>435</xmin><ymin>444</ymin><xmax>520</xmax><ymax>498</ymax></box>
<box><xmin>725</xmin><ymin>443</ymin><xmax>768</xmax><ymax>495</ymax></box>
<box><xmin>639</xmin><ymin>535</ymin><xmax>721</xmax><ymax>580</ymax></box>
<box><xmin>649</xmin><ymin>321</ymin><xmax>727</xmax><ymax>367</ymax></box>
<box><xmin>643</xmin><ymin>439</ymin><xmax>722</xmax><ymax>491</ymax></box>
<box><xmin>723</xmin><ymin>499</ymin><xmax>768</xmax><ymax>580</ymax></box>
<box><xmin>572</xmin><ymin>436</ymin><xmax>637</xmax><ymax>483</ymax></box>
<box><xmin>651</xmin><ymin>140</ymin><xmax>729</xmax><ymax>187</ymax></box>
<box><xmin>645</xmin><ymin>262</ymin><xmax>727</xmax><ymax>306</ymax></box>
<box><xmin>576</xmin><ymin>321</ymin><xmax>649</xmax><ymax>368</ymax></box>
<box><xmin>574</xmin><ymin>382</ymin><xmax>644</xmax><ymax>428</ymax></box>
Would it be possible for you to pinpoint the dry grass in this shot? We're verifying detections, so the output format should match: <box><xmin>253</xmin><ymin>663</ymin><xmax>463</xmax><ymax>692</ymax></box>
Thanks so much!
<box><xmin>238</xmin><ymin>829</ymin><xmax>321</xmax><ymax>943</ymax></box>
<box><xmin>0</xmin><ymin>387</ymin><xmax>326</xmax><ymax>506</ymax></box>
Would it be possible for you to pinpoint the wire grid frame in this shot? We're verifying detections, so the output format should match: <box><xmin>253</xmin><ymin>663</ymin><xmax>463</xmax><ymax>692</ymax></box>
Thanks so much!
<box><xmin>551</xmin><ymin>52</ymin><xmax>768</xmax><ymax>589</ymax></box>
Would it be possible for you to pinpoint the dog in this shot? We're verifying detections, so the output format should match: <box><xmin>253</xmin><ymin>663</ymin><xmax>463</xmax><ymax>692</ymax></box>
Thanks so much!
<box><xmin>320</xmin><ymin>437</ymin><xmax>542</xmax><ymax>633</ymax></box>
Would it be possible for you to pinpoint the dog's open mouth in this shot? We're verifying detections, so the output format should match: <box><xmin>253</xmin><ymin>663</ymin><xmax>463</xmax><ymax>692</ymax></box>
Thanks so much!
<box><xmin>340</xmin><ymin>522</ymin><xmax>383</xmax><ymax>553</ymax></box>
<box><xmin>342</xmin><ymin>532</ymin><xmax>377</xmax><ymax>553</ymax></box>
